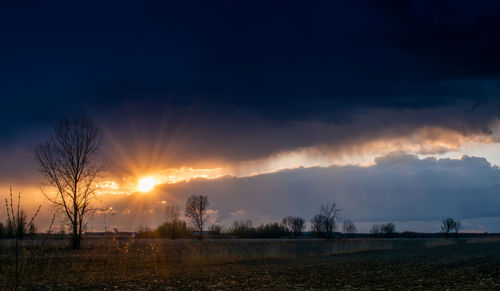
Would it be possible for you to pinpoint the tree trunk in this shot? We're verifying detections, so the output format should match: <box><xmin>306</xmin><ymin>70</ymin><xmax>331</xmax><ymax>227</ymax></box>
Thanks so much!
<box><xmin>199</xmin><ymin>222</ymin><xmax>203</xmax><ymax>240</ymax></box>
<box><xmin>72</xmin><ymin>206</ymin><xmax>80</xmax><ymax>249</ymax></box>
<box><xmin>72</xmin><ymin>232</ymin><xmax>80</xmax><ymax>249</ymax></box>
<box><xmin>72</xmin><ymin>223</ymin><xmax>80</xmax><ymax>249</ymax></box>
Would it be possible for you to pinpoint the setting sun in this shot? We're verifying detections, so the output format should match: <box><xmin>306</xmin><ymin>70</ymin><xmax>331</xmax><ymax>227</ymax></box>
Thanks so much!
<box><xmin>138</xmin><ymin>176</ymin><xmax>156</xmax><ymax>192</ymax></box>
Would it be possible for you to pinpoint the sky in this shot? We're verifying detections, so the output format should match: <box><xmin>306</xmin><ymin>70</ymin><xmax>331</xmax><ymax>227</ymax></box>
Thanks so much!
<box><xmin>1</xmin><ymin>1</ymin><xmax>500</xmax><ymax>233</ymax></box>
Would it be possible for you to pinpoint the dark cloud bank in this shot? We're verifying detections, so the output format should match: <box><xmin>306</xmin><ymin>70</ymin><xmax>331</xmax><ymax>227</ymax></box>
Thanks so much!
<box><xmin>102</xmin><ymin>153</ymin><xmax>500</xmax><ymax>232</ymax></box>
<box><xmin>2</xmin><ymin>1</ymin><xmax>500</xmax><ymax>168</ymax></box>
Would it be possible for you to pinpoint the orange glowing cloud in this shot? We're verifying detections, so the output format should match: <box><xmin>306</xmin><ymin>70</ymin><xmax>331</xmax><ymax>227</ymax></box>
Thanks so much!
<box><xmin>94</xmin><ymin>125</ymin><xmax>496</xmax><ymax>198</ymax></box>
<box><xmin>229</xmin><ymin>126</ymin><xmax>495</xmax><ymax>177</ymax></box>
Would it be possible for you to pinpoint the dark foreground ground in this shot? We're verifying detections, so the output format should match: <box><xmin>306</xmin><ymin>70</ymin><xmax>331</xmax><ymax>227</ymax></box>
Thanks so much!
<box><xmin>96</xmin><ymin>242</ymin><xmax>500</xmax><ymax>290</ymax></box>
<box><xmin>1</xmin><ymin>239</ymin><xmax>500</xmax><ymax>290</ymax></box>
<box><xmin>163</xmin><ymin>243</ymin><xmax>500</xmax><ymax>290</ymax></box>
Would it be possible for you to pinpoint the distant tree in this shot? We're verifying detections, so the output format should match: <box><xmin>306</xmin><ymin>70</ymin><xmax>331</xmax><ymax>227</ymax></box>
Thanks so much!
<box><xmin>164</xmin><ymin>205</ymin><xmax>182</xmax><ymax>239</ymax></box>
<box><xmin>441</xmin><ymin>218</ymin><xmax>456</xmax><ymax>238</ymax></box>
<box><xmin>185</xmin><ymin>194</ymin><xmax>209</xmax><ymax>239</ymax></box>
<box><xmin>311</xmin><ymin>214</ymin><xmax>326</xmax><ymax>237</ymax></box>
<box><xmin>291</xmin><ymin>216</ymin><xmax>305</xmax><ymax>237</ymax></box>
<box><xmin>255</xmin><ymin>223</ymin><xmax>287</xmax><ymax>238</ymax></box>
<box><xmin>381</xmin><ymin>223</ymin><xmax>396</xmax><ymax>235</ymax></box>
<box><xmin>226</xmin><ymin>220</ymin><xmax>290</xmax><ymax>238</ymax></box>
<box><xmin>370</xmin><ymin>224</ymin><xmax>381</xmax><ymax>235</ymax></box>
<box><xmin>229</xmin><ymin>219</ymin><xmax>255</xmax><ymax>238</ymax></box>
<box><xmin>282</xmin><ymin>216</ymin><xmax>305</xmax><ymax>238</ymax></box>
<box><xmin>35</xmin><ymin>115</ymin><xmax>103</xmax><ymax>249</ymax></box>
<box><xmin>342</xmin><ymin>219</ymin><xmax>357</xmax><ymax>237</ymax></box>
<box><xmin>138</xmin><ymin>225</ymin><xmax>152</xmax><ymax>234</ymax></box>
<box><xmin>232</xmin><ymin>219</ymin><xmax>253</xmax><ymax>229</ymax></box>
<box><xmin>282</xmin><ymin>216</ymin><xmax>294</xmax><ymax>234</ymax></box>
<box><xmin>208</xmin><ymin>224</ymin><xmax>222</xmax><ymax>235</ymax></box>
<box><xmin>0</xmin><ymin>221</ymin><xmax>4</xmax><ymax>238</ymax></box>
<box><xmin>156</xmin><ymin>220</ymin><xmax>189</xmax><ymax>239</ymax></box>
<box><xmin>454</xmin><ymin>220</ymin><xmax>463</xmax><ymax>237</ymax></box>
<box><xmin>313</xmin><ymin>203</ymin><xmax>341</xmax><ymax>241</ymax></box>
<box><xmin>136</xmin><ymin>225</ymin><xmax>155</xmax><ymax>238</ymax></box>
<box><xmin>322</xmin><ymin>203</ymin><xmax>342</xmax><ymax>241</ymax></box>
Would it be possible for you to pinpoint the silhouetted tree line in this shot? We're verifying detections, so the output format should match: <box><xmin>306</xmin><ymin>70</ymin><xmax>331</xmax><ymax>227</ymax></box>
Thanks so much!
<box><xmin>156</xmin><ymin>220</ymin><xmax>190</xmax><ymax>238</ymax></box>
<box><xmin>369</xmin><ymin>223</ymin><xmax>397</xmax><ymax>237</ymax></box>
<box><xmin>208</xmin><ymin>224</ymin><xmax>222</xmax><ymax>235</ymax></box>
<box><xmin>342</xmin><ymin>219</ymin><xmax>357</xmax><ymax>238</ymax></box>
<box><xmin>133</xmin><ymin>199</ymin><xmax>345</xmax><ymax>240</ymax></box>
<box><xmin>135</xmin><ymin>221</ymin><xmax>191</xmax><ymax>239</ymax></box>
<box><xmin>282</xmin><ymin>216</ymin><xmax>306</xmax><ymax>238</ymax></box>
<box><xmin>226</xmin><ymin>219</ymin><xmax>290</xmax><ymax>238</ymax></box>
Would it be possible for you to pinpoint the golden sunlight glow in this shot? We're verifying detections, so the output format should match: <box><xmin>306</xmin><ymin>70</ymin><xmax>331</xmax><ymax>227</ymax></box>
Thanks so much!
<box><xmin>98</xmin><ymin>123</ymin><xmax>497</xmax><ymax>197</ymax></box>
<box><xmin>138</xmin><ymin>176</ymin><xmax>156</xmax><ymax>192</ymax></box>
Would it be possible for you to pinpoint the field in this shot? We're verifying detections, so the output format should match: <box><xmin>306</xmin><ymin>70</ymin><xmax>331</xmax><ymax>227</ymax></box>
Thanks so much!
<box><xmin>1</xmin><ymin>237</ymin><xmax>500</xmax><ymax>290</ymax></box>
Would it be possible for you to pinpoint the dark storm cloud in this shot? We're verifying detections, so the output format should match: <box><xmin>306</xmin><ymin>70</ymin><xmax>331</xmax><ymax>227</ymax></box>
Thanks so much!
<box><xmin>102</xmin><ymin>104</ymin><xmax>495</xmax><ymax>171</ymax></box>
<box><xmin>2</xmin><ymin>1</ymin><xmax>500</xmax><ymax>165</ymax></box>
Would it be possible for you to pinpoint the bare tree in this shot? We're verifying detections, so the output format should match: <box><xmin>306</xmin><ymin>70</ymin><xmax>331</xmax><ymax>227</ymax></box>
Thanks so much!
<box><xmin>342</xmin><ymin>219</ymin><xmax>357</xmax><ymax>237</ymax></box>
<box><xmin>441</xmin><ymin>217</ymin><xmax>456</xmax><ymax>239</ymax></box>
<box><xmin>370</xmin><ymin>224</ymin><xmax>381</xmax><ymax>235</ymax></box>
<box><xmin>208</xmin><ymin>224</ymin><xmax>222</xmax><ymax>235</ymax></box>
<box><xmin>35</xmin><ymin>115</ymin><xmax>102</xmax><ymax>249</ymax></box>
<box><xmin>314</xmin><ymin>203</ymin><xmax>341</xmax><ymax>241</ymax></box>
<box><xmin>282</xmin><ymin>216</ymin><xmax>294</xmax><ymax>234</ymax></box>
<box><xmin>291</xmin><ymin>216</ymin><xmax>305</xmax><ymax>237</ymax></box>
<box><xmin>454</xmin><ymin>220</ymin><xmax>463</xmax><ymax>237</ymax></box>
<box><xmin>282</xmin><ymin>216</ymin><xmax>305</xmax><ymax>238</ymax></box>
<box><xmin>229</xmin><ymin>219</ymin><xmax>254</xmax><ymax>238</ymax></box>
<box><xmin>164</xmin><ymin>205</ymin><xmax>181</xmax><ymax>239</ymax></box>
<box><xmin>381</xmin><ymin>223</ymin><xmax>396</xmax><ymax>235</ymax></box>
<box><xmin>185</xmin><ymin>194</ymin><xmax>209</xmax><ymax>239</ymax></box>
<box><xmin>311</xmin><ymin>214</ymin><xmax>326</xmax><ymax>237</ymax></box>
